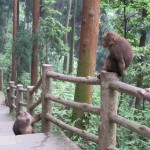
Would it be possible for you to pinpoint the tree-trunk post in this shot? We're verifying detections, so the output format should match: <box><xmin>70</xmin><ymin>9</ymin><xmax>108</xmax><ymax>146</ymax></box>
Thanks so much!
<box><xmin>16</xmin><ymin>84</ymin><xmax>24</xmax><ymax>117</ymax></box>
<box><xmin>41</xmin><ymin>64</ymin><xmax>52</xmax><ymax>133</ymax></box>
<box><xmin>99</xmin><ymin>71</ymin><xmax>119</xmax><ymax>150</ymax></box>
<box><xmin>27</xmin><ymin>86</ymin><xmax>34</xmax><ymax>115</ymax></box>
<box><xmin>0</xmin><ymin>69</ymin><xmax>3</xmax><ymax>91</ymax></box>
<box><xmin>5</xmin><ymin>87</ymin><xmax>10</xmax><ymax>106</ymax></box>
<box><xmin>9</xmin><ymin>81</ymin><xmax>15</xmax><ymax>114</ymax></box>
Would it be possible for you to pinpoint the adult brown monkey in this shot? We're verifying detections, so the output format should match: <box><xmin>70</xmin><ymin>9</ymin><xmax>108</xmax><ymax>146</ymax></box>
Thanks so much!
<box><xmin>13</xmin><ymin>112</ymin><xmax>34</xmax><ymax>135</ymax></box>
<box><xmin>97</xmin><ymin>32</ymin><xmax>133</xmax><ymax>78</ymax></box>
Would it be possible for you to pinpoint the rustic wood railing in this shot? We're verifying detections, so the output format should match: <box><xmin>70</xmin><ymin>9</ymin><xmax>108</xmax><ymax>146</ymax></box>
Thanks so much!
<box><xmin>6</xmin><ymin>64</ymin><xmax>150</xmax><ymax>150</ymax></box>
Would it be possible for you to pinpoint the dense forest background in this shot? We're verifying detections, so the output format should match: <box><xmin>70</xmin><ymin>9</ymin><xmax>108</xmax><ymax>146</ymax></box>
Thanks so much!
<box><xmin>0</xmin><ymin>0</ymin><xmax>150</xmax><ymax>149</ymax></box>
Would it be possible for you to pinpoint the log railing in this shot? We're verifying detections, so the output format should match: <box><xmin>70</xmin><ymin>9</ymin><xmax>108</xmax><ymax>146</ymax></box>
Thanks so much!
<box><xmin>7</xmin><ymin>77</ymin><xmax>42</xmax><ymax>121</ymax></box>
<box><xmin>6</xmin><ymin>64</ymin><xmax>150</xmax><ymax>150</ymax></box>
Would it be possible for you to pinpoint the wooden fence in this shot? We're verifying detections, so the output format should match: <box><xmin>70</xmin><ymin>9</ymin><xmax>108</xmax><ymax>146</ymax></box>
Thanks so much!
<box><xmin>6</xmin><ymin>64</ymin><xmax>150</xmax><ymax>150</ymax></box>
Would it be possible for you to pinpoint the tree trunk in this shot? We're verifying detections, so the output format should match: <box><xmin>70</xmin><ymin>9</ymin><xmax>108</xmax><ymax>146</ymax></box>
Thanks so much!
<box><xmin>12</xmin><ymin>0</ymin><xmax>18</xmax><ymax>82</ymax></box>
<box><xmin>72</xmin><ymin>0</ymin><xmax>100</xmax><ymax>129</ymax></box>
<box><xmin>69</xmin><ymin>0</ymin><xmax>77</xmax><ymax>74</ymax></box>
<box><xmin>46</xmin><ymin>38</ymin><xmax>48</xmax><ymax>64</ymax></box>
<box><xmin>135</xmin><ymin>8</ymin><xmax>147</xmax><ymax>112</ymax></box>
<box><xmin>135</xmin><ymin>30</ymin><xmax>146</xmax><ymax>111</ymax></box>
<box><xmin>63</xmin><ymin>0</ymin><xmax>72</xmax><ymax>74</ymax></box>
<box><xmin>31</xmin><ymin>0</ymin><xmax>40</xmax><ymax>85</ymax></box>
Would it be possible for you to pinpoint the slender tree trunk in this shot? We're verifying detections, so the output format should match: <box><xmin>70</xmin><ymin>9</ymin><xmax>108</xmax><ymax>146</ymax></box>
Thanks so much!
<box><xmin>135</xmin><ymin>8</ymin><xmax>147</xmax><ymax>112</ymax></box>
<box><xmin>135</xmin><ymin>30</ymin><xmax>146</xmax><ymax>111</ymax></box>
<box><xmin>17</xmin><ymin>0</ymin><xmax>19</xmax><ymax>28</ymax></box>
<box><xmin>6</xmin><ymin>10</ymin><xmax>11</xmax><ymax>34</ymax></box>
<box><xmin>69</xmin><ymin>0</ymin><xmax>77</xmax><ymax>74</ymax></box>
<box><xmin>12</xmin><ymin>0</ymin><xmax>18</xmax><ymax>82</ymax></box>
<box><xmin>123</xmin><ymin>0</ymin><xmax>127</xmax><ymax>38</ymax></box>
<box><xmin>63</xmin><ymin>0</ymin><xmax>72</xmax><ymax>74</ymax></box>
<box><xmin>31</xmin><ymin>0</ymin><xmax>40</xmax><ymax>85</ymax></box>
<box><xmin>72</xmin><ymin>0</ymin><xmax>100</xmax><ymax>129</ymax></box>
<box><xmin>46</xmin><ymin>38</ymin><xmax>48</xmax><ymax>64</ymax></box>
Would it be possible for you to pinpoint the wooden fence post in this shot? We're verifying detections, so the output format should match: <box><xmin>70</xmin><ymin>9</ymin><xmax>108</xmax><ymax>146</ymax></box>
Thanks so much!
<box><xmin>99</xmin><ymin>71</ymin><xmax>119</xmax><ymax>150</ymax></box>
<box><xmin>0</xmin><ymin>69</ymin><xmax>3</xmax><ymax>91</ymax></box>
<box><xmin>27</xmin><ymin>86</ymin><xmax>34</xmax><ymax>115</ymax></box>
<box><xmin>41</xmin><ymin>64</ymin><xmax>52</xmax><ymax>133</ymax></box>
<box><xmin>5</xmin><ymin>87</ymin><xmax>10</xmax><ymax>106</ymax></box>
<box><xmin>9</xmin><ymin>81</ymin><xmax>16</xmax><ymax>113</ymax></box>
<box><xmin>16</xmin><ymin>84</ymin><xmax>24</xmax><ymax>116</ymax></box>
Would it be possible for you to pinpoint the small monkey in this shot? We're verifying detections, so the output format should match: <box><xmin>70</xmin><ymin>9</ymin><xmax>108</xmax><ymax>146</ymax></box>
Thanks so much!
<box><xmin>13</xmin><ymin>112</ymin><xmax>34</xmax><ymax>135</ymax></box>
<box><xmin>98</xmin><ymin>32</ymin><xmax>133</xmax><ymax>78</ymax></box>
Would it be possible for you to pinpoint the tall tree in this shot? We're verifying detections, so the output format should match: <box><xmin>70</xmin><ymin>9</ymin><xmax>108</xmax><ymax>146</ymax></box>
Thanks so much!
<box><xmin>135</xmin><ymin>8</ymin><xmax>147</xmax><ymax>112</ymax></box>
<box><xmin>12</xmin><ymin>0</ymin><xmax>18</xmax><ymax>82</ymax></box>
<box><xmin>0</xmin><ymin>1</ymin><xmax>7</xmax><ymax>52</ymax></box>
<box><xmin>31</xmin><ymin>0</ymin><xmax>40</xmax><ymax>85</ymax></box>
<box><xmin>69</xmin><ymin>0</ymin><xmax>77</xmax><ymax>74</ymax></box>
<box><xmin>72</xmin><ymin>0</ymin><xmax>100</xmax><ymax>129</ymax></box>
<box><xmin>63</xmin><ymin>0</ymin><xmax>72</xmax><ymax>74</ymax></box>
<box><xmin>25</xmin><ymin>0</ymin><xmax>33</xmax><ymax>29</ymax></box>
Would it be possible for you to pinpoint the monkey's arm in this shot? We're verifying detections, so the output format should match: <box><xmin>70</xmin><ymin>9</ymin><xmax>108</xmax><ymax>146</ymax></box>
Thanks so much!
<box><xmin>117</xmin><ymin>56</ymin><xmax>125</xmax><ymax>76</ymax></box>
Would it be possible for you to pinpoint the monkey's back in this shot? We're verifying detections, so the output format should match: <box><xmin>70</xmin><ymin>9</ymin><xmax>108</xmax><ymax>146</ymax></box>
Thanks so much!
<box><xmin>116</xmin><ymin>36</ymin><xmax>133</xmax><ymax>68</ymax></box>
<box><xmin>13</xmin><ymin>121</ymin><xmax>22</xmax><ymax>135</ymax></box>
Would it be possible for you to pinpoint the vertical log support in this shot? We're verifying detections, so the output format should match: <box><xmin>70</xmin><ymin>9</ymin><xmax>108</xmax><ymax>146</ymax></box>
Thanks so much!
<box><xmin>99</xmin><ymin>71</ymin><xmax>119</xmax><ymax>150</ymax></box>
<box><xmin>0</xmin><ymin>69</ymin><xmax>3</xmax><ymax>91</ymax></box>
<box><xmin>16</xmin><ymin>84</ymin><xmax>23</xmax><ymax>117</ymax></box>
<box><xmin>41</xmin><ymin>64</ymin><xmax>52</xmax><ymax>132</ymax></box>
<box><xmin>9</xmin><ymin>81</ymin><xmax>15</xmax><ymax>113</ymax></box>
<box><xmin>5</xmin><ymin>87</ymin><xmax>10</xmax><ymax>106</ymax></box>
<box><xmin>27</xmin><ymin>86</ymin><xmax>34</xmax><ymax>115</ymax></box>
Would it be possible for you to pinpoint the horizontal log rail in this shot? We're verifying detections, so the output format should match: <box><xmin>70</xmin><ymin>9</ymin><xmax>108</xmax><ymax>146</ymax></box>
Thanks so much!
<box><xmin>107</xmin><ymin>145</ymin><xmax>119</xmax><ymax>150</ymax></box>
<box><xmin>47</xmin><ymin>71</ymin><xmax>100</xmax><ymax>85</ymax></box>
<box><xmin>11</xmin><ymin>85</ymin><xmax>16</xmax><ymax>89</ymax></box>
<box><xmin>45</xmin><ymin>113</ymin><xmax>99</xmax><ymax>143</ymax></box>
<box><xmin>19</xmin><ymin>88</ymin><xmax>27</xmax><ymax>92</ymax></box>
<box><xmin>109</xmin><ymin>112</ymin><xmax>150</xmax><ymax>138</ymax></box>
<box><xmin>109</xmin><ymin>81</ymin><xmax>150</xmax><ymax>102</ymax></box>
<box><xmin>30</xmin><ymin>77</ymin><xmax>42</xmax><ymax>95</ymax></box>
<box><xmin>19</xmin><ymin>102</ymin><xmax>27</xmax><ymax>107</ymax></box>
<box><xmin>11</xmin><ymin>95</ymin><xmax>16</xmax><ymax>99</ymax></box>
<box><xmin>30</xmin><ymin>97</ymin><xmax>42</xmax><ymax>110</ymax></box>
<box><xmin>45</xmin><ymin>94</ymin><xmax>100</xmax><ymax>115</ymax></box>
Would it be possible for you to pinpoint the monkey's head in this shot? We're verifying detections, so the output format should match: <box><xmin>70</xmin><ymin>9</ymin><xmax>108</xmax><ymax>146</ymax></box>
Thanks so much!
<box><xmin>13</xmin><ymin>112</ymin><xmax>34</xmax><ymax>135</ymax></box>
<box><xmin>17</xmin><ymin>112</ymin><xmax>33</xmax><ymax>126</ymax></box>
<box><xmin>102</xmin><ymin>32</ymin><xmax>117</xmax><ymax>48</ymax></box>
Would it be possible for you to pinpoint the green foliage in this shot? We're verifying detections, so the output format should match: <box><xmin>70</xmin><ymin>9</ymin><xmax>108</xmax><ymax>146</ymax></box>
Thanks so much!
<box><xmin>125</xmin><ymin>45</ymin><xmax>150</xmax><ymax>87</ymax></box>
<box><xmin>39</xmin><ymin>0</ymin><xmax>67</xmax><ymax>55</ymax></box>
<box><xmin>0</xmin><ymin>0</ymin><xmax>13</xmax><ymax>52</ymax></box>
<box><xmin>117</xmin><ymin>94</ymin><xmax>150</xmax><ymax>150</ymax></box>
<box><xmin>108</xmin><ymin>0</ymin><xmax>150</xmax><ymax>45</ymax></box>
<box><xmin>0</xmin><ymin>38</ymin><xmax>12</xmax><ymax>91</ymax></box>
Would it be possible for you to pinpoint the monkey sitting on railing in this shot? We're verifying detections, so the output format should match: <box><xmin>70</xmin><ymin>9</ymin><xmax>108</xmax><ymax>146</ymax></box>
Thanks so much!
<box><xmin>13</xmin><ymin>112</ymin><xmax>34</xmax><ymax>135</ymax></box>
